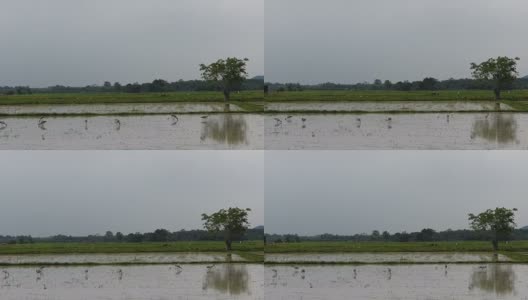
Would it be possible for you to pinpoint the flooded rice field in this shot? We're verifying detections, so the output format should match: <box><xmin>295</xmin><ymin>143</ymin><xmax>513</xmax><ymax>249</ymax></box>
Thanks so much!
<box><xmin>0</xmin><ymin>113</ymin><xmax>263</xmax><ymax>149</ymax></box>
<box><xmin>0</xmin><ymin>253</ymin><xmax>247</xmax><ymax>265</ymax></box>
<box><xmin>265</xmin><ymin>112</ymin><xmax>527</xmax><ymax>149</ymax></box>
<box><xmin>0</xmin><ymin>103</ymin><xmax>243</xmax><ymax>115</ymax></box>
<box><xmin>0</xmin><ymin>263</ymin><xmax>263</xmax><ymax>300</ymax></box>
<box><xmin>266</xmin><ymin>101</ymin><xmax>512</xmax><ymax>112</ymax></box>
<box><xmin>265</xmin><ymin>263</ymin><xmax>528</xmax><ymax>299</ymax></box>
<box><xmin>266</xmin><ymin>252</ymin><xmax>511</xmax><ymax>264</ymax></box>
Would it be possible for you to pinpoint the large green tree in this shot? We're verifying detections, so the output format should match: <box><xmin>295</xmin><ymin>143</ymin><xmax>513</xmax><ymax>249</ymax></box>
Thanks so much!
<box><xmin>468</xmin><ymin>207</ymin><xmax>517</xmax><ymax>251</ymax></box>
<box><xmin>200</xmin><ymin>57</ymin><xmax>249</xmax><ymax>101</ymax></box>
<box><xmin>470</xmin><ymin>56</ymin><xmax>520</xmax><ymax>100</ymax></box>
<box><xmin>202</xmin><ymin>207</ymin><xmax>251</xmax><ymax>251</ymax></box>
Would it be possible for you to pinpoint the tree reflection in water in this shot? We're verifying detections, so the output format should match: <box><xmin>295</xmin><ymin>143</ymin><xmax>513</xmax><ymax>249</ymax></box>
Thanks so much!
<box><xmin>469</xmin><ymin>264</ymin><xmax>516</xmax><ymax>296</ymax></box>
<box><xmin>203</xmin><ymin>264</ymin><xmax>250</xmax><ymax>295</ymax></box>
<box><xmin>201</xmin><ymin>114</ymin><xmax>248</xmax><ymax>146</ymax></box>
<box><xmin>471</xmin><ymin>113</ymin><xmax>518</xmax><ymax>144</ymax></box>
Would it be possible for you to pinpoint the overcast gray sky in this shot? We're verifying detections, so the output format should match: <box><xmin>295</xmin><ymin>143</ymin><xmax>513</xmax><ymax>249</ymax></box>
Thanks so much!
<box><xmin>266</xmin><ymin>151</ymin><xmax>528</xmax><ymax>236</ymax></box>
<box><xmin>0</xmin><ymin>0</ymin><xmax>263</xmax><ymax>87</ymax></box>
<box><xmin>265</xmin><ymin>0</ymin><xmax>528</xmax><ymax>84</ymax></box>
<box><xmin>0</xmin><ymin>151</ymin><xmax>263</xmax><ymax>237</ymax></box>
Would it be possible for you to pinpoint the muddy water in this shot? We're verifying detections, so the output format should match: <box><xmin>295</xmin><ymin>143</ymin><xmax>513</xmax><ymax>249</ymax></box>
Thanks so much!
<box><xmin>0</xmin><ymin>253</ymin><xmax>246</xmax><ymax>265</ymax></box>
<box><xmin>265</xmin><ymin>112</ymin><xmax>527</xmax><ymax>149</ymax></box>
<box><xmin>266</xmin><ymin>252</ymin><xmax>510</xmax><ymax>263</ymax></box>
<box><xmin>265</xmin><ymin>264</ymin><xmax>528</xmax><ymax>299</ymax></box>
<box><xmin>0</xmin><ymin>114</ymin><xmax>263</xmax><ymax>149</ymax></box>
<box><xmin>0</xmin><ymin>103</ymin><xmax>243</xmax><ymax>115</ymax></box>
<box><xmin>0</xmin><ymin>264</ymin><xmax>263</xmax><ymax>300</ymax></box>
<box><xmin>266</xmin><ymin>101</ymin><xmax>513</xmax><ymax>112</ymax></box>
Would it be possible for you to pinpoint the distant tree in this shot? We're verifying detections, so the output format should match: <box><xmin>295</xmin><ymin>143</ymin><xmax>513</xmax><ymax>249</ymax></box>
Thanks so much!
<box><xmin>202</xmin><ymin>207</ymin><xmax>251</xmax><ymax>251</ymax></box>
<box><xmin>151</xmin><ymin>228</ymin><xmax>170</xmax><ymax>242</ymax></box>
<box><xmin>115</xmin><ymin>232</ymin><xmax>124</xmax><ymax>242</ymax></box>
<box><xmin>373</xmin><ymin>79</ymin><xmax>382</xmax><ymax>86</ymax></box>
<box><xmin>371</xmin><ymin>230</ymin><xmax>381</xmax><ymax>241</ymax></box>
<box><xmin>382</xmin><ymin>231</ymin><xmax>391</xmax><ymax>240</ymax></box>
<box><xmin>103</xmin><ymin>81</ymin><xmax>112</xmax><ymax>89</ymax></box>
<box><xmin>397</xmin><ymin>231</ymin><xmax>410</xmax><ymax>242</ymax></box>
<box><xmin>470</xmin><ymin>56</ymin><xmax>520</xmax><ymax>100</ymax></box>
<box><xmin>419</xmin><ymin>77</ymin><xmax>439</xmax><ymax>90</ymax></box>
<box><xmin>394</xmin><ymin>81</ymin><xmax>412</xmax><ymax>91</ymax></box>
<box><xmin>383</xmin><ymin>80</ymin><xmax>392</xmax><ymax>90</ymax></box>
<box><xmin>468</xmin><ymin>207</ymin><xmax>517</xmax><ymax>251</ymax></box>
<box><xmin>104</xmin><ymin>231</ymin><xmax>114</xmax><ymax>242</ymax></box>
<box><xmin>124</xmin><ymin>83</ymin><xmax>142</xmax><ymax>93</ymax></box>
<box><xmin>113</xmin><ymin>82</ymin><xmax>122</xmax><ymax>92</ymax></box>
<box><xmin>126</xmin><ymin>232</ymin><xmax>144</xmax><ymax>243</ymax></box>
<box><xmin>200</xmin><ymin>57</ymin><xmax>249</xmax><ymax>101</ymax></box>
<box><xmin>150</xmin><ymin>79</ymin><xmax>169</xmax><ymax>92</ymax></box>
<box><xmin>417</xmin><ymin>228</ymin><xmax>436</xmax><ymax>242</ymax></box>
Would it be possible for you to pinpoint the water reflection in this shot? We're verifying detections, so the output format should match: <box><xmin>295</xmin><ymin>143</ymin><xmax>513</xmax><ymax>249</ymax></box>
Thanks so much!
<box><xmin>471</xmin><ymin>113</ymin><xmax>518</xmax><ymax>144</ymax></box>
<box><xmin>203</xmin><ymin>264</ymin><xmax>250</xmax><ymax>295</ymax></box>
<box><xmin>469</xmin><ymin>264</ymin><xmax>516</xmax><ymax>296</ymax></box>
<box><xmin>201</xmin><ymin>114</ymin><xmax>248</xmax><ymax>145</ymax></box>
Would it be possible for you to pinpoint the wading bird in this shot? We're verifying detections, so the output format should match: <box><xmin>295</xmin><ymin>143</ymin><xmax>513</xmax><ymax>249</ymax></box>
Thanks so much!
<box><xmin>38</xmin><ymin>117</ymin><xmax>47</xmax><ymax>130</ymax></box>
<box><xmin>171</xmin><ymin>114</ymin><xmax>179</xmax><ymax>125</ymax></box>
<box><xmin>114</xmin><ymin>119</ymin><xmax>121</xmax><ymax>130</ymax></box>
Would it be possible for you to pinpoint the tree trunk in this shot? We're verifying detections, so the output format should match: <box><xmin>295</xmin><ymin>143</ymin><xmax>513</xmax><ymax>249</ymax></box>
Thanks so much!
<box><xmin>494</xmin><ymin>88</ymin><xmax>501</xmax><ymax>100</ymax></box>
<box><xmin>223</xmin><ymin>89</ymin><xmax>230</xmax><ymax>102</ymax></box>
<box><xmin>225</xmin><ymin>239</ymin><xmax>232</xmax><ymax>251</ymax></box>
<box><xmin>492</xmin><ymin>239</ymin><xmax>499</xmax><ymax>251</ymax></box>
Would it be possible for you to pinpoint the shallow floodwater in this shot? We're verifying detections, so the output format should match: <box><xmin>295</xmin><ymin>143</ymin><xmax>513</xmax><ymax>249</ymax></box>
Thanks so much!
<box><xmin>265</xmin><ymin>264</ymin><xmax>528</xmax><ymax>299</ymax></box>
<box><xmin>265</xmin><ymin>112</ymin><xmax>527</xmax><ymax>149</ymax></box>
<box><xmin>0</xmin><ymin>103</ymin><xmax>243</xmax><ymax>115</ymax></box>
<box><xmin>266</xmin><ymin>101</ymin><xmax>513</xmax><ymax>112</ymax></box>
<box><xmin>0</xmin><ymin>253</ymin><xmax>246</xmax><ymax>265</ymax></box>
<box><xmin>0</xmin><ymin>114</ymin><xmax>263</xmax><ymax>149</ymax></box>
<box><xmin>266</xmin><ymin>252</ymin><xmax>510</xmax><ymax>263</ymax></box>
<box><xmin>0</xmin><ymin>263</ymin><xmax>263</xmax><ymax>300</ymax></box>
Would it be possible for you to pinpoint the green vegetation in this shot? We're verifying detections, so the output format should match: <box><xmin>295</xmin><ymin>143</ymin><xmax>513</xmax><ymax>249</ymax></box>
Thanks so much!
<box><xmin>0</xmin><ymin>91</ymin><xmax>263</xmax><ymax>106</ymax></box>
<box><xmin>0</xmin><ymin>241</ymin><xmax>263</xmax><ymax>255</ymax></box>
<box><xmin>200</xmin><ymin>57</ymin><xmax>250</xmax><ymax>101</ymax></box>
<box><xmin>265</xmin><ymin>90</ymin><xmax>528</xmax><ymax>102</ymax></box>
<box><xmin>265</xmin><ymin>241</ymin><xmax>528</xmax><ymax>264</ymax></box>
<box><xmin>265</xmin><ymin>241</ymin><xmax>528</xmax><ymax>253</ymax></box>
<box><xmin>470</xmin><ymin>56</ymin><xmax>520</xmax><ymax>100</ymax></box>
<box><xmin>202</xmin><ymin>207</ymin><xmax>252</xmax><ymax>251</ymax></box>
<box><xmin>469</xmin><ymin>207</ymin><xmax>518</xmax><ymax>251</ymax></box>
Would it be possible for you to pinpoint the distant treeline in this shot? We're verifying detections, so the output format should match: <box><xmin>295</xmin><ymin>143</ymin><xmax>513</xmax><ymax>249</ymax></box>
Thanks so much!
<box><xmin>266</xmin><ymin>228</ymin><xmax>528</xmax><ymax>243</ymax></box>
<box><xmin>267</xmin><ymin>77</ymin><xmax>528</xmax><ymax>92</ymax></box>
<box><xmin>0</xmin><ymin>227</ymin><xmax>264</xmax><ymax>244</ymax></box>
<box><xmin>0</xmin><ymin>77</ymin><xmax>264</xmax><ymax>95</ymax></box>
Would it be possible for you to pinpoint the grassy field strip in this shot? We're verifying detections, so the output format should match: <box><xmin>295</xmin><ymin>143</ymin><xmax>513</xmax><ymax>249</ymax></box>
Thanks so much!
<box><xmin>265</xmin><ymin>90</ymin><xmax>528</xmax><ymax>102</ymax></box>
<box><xmin>265</xmin><ymin>241</ymin><xmax>528</xmax><ymax>253</ymax></box>
<box><xmin>0</xmin><ymin>91</ymin><xmax>263</xmax><ymax>105</ymax></box>
<box><xmin>0</xmin><ymin>261</ymin><xmax>263</xmax><ymax>267</ymax></box>
<box><xmin>0</xmin><ymin>241</ymin><xmax>263</xmax><ymax>255</ymax></box>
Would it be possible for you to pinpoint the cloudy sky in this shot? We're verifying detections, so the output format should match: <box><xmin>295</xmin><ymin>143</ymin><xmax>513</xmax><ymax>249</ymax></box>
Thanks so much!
<box><xmin>266</xmin><ymin>151</ymin><xmax>528</xmax><ymax>235</ymax></box>
<box><xmin>0</xmin><ymin>151</ymin><xmax>263</xmax><ymax>237</ymax></box>
<box><xmin>0</xmin><ymin>0</ymin><xmax>263</xmax><ymax>87</ymax></box>
<box><xmin>265</xmin><ymin>0</ymin><xmax>528</xmax><ymax>84</ymax></box>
